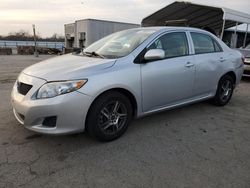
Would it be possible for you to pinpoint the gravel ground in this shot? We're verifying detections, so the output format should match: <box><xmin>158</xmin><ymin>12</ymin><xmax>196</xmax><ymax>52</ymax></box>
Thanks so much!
<box><xmin>0</xmin><ymin>55</ymin><xmax>250</xmax><ymax>188</ymax></box>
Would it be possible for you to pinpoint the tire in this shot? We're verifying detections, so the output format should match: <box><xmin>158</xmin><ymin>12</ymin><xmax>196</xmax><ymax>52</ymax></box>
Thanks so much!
<box><xmin>86</xmin><ymin>91</ymin><xmax>133</xmax><ymax>142</ymax></box>
<box><xmin>212</xmin><ymin>74</ymin><xmax>234</xmax><ymax>106</ymax></box>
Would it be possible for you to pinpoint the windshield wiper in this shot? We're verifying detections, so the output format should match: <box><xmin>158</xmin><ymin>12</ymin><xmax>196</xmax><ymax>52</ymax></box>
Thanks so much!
<box><xmin>83</xmin><ymin>51</ymin><xmax>105</xmax><ymax>59</ymax></box>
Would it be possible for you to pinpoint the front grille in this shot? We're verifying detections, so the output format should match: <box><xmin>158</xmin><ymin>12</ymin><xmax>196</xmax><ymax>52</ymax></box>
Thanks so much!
<box><xmin>17</xmin><ymin>82</ymin><xmax>32</xmax><ymax>95</ymax></box>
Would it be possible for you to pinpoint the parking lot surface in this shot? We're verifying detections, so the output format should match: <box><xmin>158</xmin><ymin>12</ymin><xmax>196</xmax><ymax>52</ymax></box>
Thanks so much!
<box><xmin>0</xmin><ymin>55</ymin><xmax>250</xmax><ymax>188</ymax></box>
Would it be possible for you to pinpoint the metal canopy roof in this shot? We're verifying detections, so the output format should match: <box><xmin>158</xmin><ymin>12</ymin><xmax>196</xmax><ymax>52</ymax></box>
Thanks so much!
<box><xmin>141</xmin><ymin>1</ymin><xmax>250</xmax><ymax>32</ymax></box>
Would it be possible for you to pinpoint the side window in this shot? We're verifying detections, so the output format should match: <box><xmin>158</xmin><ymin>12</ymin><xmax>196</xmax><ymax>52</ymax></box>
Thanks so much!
<box><xmin>191</xmin><ymin>32</ymin><xmax>222</xmax><ymax>54</ymax></box>
<box><xmin>213</xmin><ymin>40</ymin><xmax>222</xmax><ymax>52</ymax></box>
<box><xmin>148</xmin><ymin>32</ymin><xmax>189</xmax><ymax>58</ymax></box>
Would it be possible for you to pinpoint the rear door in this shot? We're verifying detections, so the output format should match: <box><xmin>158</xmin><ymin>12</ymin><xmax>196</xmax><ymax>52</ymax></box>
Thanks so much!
<box><xmin>189</xmin><ymin>32</ymin><xmax>225</xmax><ymax>97</ymax></box>
<box><xmin>141</xmin><ymin>31</ymin><xmax>196</xmax><ymax>112</ymax></box>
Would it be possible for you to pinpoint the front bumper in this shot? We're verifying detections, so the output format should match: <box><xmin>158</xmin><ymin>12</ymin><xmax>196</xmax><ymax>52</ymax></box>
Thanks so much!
<box><xmin>11</xmin><ymin>73</ymin><xmax>93</xmax><ymax>135</ymax></box>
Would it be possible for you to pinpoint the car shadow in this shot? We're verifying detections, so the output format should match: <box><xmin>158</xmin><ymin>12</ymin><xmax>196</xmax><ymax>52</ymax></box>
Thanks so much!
<box><xmin>20</xmin><ymin>100</ymin><xmax>212</xmax><ymax>149</ymax></box>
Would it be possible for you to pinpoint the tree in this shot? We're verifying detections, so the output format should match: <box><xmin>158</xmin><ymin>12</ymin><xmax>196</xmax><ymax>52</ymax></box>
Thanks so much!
<box><xmin>0</xmin><ymin>30</ymin><xmax>64</xmax><ymax>42</ymax></box>
<box><xmin>6</xmin><ymin>30</ymin><xmax>32</xmax><ymax>41</ymax></box>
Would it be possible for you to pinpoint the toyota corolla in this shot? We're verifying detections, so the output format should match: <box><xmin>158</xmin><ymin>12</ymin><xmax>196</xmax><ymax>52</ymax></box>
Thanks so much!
<box><xmin>11</xmin><ymin>27</ymin><xmax>244</xmax><ymax>141</ymax></box>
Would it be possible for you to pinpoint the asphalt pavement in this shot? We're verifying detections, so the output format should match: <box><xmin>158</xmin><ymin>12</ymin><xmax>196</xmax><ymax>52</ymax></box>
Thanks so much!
<box><xmin>0</xmin><ymin>55</ymin><xmax>250</xmax><ymax>188</ymax></box>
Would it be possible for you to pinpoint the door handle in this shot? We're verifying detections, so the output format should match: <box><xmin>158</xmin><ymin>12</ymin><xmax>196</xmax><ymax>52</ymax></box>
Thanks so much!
<box><xmin>185</xmin><ymin>62</ymin><xmax>194</xmax><ymax>67</ymax></box>
<box><xmin>219</xmin><ymin>57</ymin><xmax>226</xmax><ymax>62</ymax></box>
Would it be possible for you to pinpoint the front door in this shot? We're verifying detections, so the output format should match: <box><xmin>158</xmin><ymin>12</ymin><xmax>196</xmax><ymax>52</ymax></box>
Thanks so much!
<box><xmin>141</xmin><ymin>32</ymin><xmax>195</xmax><ymax>112</ymax></box>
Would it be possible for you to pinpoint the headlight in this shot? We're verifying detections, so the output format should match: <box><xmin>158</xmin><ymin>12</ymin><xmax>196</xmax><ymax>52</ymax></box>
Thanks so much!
<box><xmin>36</xmin><ymin>80</ymin><xmax>87</xmax><ymax>99</ymax></box>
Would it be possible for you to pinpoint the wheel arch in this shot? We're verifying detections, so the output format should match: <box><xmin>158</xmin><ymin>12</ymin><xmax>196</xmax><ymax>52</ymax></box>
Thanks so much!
<box><xmin>86</xmin><ymin>88</ymin><xmax>138</xmax><ymax>124</ymax></box>
<box><xmin>212</xmin><ymin>71</ymin><xmax>236</xmax><ymax>106</ymax></box>
<box><xmin>213</xmin><ymin>71</ymin><xmax>237</xmax><ymax>97</ymax></box>
<box><xmin>223</xmin><ymin>71</ymin><xmax>236</xmax><ymax>85</ymax></box>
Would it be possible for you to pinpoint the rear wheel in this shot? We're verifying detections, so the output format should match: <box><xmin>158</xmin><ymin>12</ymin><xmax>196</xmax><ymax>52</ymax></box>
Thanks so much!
<box><xmin>86</xmin><ymin>91</ymin><xmax>132</xmax><ymax>142</ymax></box>
<box><xmin>212</xmin><ymin>74</ymin><xmax>234</xmax><ymax>106</ymax></box>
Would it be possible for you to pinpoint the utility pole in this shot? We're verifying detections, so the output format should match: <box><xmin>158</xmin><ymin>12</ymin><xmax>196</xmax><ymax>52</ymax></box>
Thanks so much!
<box><xmin>32</xmin><ymin>24</ymin><xmax>38</xmax><ymax>57</ymax></box>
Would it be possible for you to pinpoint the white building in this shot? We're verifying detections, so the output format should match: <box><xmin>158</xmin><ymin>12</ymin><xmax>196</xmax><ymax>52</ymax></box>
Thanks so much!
<box><xmin>65</xmin><ymin>19</ymin><xmax>140</xmax><ymax>49</ymax></box>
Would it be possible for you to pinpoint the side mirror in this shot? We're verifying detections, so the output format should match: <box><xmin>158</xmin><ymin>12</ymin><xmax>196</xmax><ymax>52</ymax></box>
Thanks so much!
<box><xmin>144</xmin><ymin>49</ymin><xmax>165</xmax><ymax>61</ymax></box>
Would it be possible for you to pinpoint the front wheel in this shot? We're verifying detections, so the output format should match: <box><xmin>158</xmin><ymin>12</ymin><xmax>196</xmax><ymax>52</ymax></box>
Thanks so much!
<box><xmin>86</xmin><ymin>91</ymin><xmax>132</xmax><ymax>142</ymax></box>
<box><xmin>212</xmin><ymin>74</ymin><xmax>234</xmax><ymax>106</ymax></box>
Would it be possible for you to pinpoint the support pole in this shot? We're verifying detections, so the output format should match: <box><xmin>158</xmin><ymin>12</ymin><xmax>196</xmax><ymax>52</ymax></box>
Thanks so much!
<box><xmin>32</xmin><ymin>24</ymin><xmax>38</xmax><ymax>57</ymax></box>
<box><xmin>234</xmin><ymin>22</ymin><xmax>238</xmax><ymax>34</ymax></box>
<box><xmin>243</xmin><ymin>24</ymin><xmax>249</xmax><ymax>48</ymax></box>
<box><xmin>233</xmin><ymin>22</ymin><xmax>238</xmax><ymax>48</ymax></box>
<box><xmin>220</xmin><ymin>19</ymin><xmax>226</xmax><ymax>39</ymax></box>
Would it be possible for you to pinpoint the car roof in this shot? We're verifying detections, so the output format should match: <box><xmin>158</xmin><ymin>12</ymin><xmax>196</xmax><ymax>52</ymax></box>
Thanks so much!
<box><xmin>129</xmin><ymin>26</ymin><xmax>213</xmax><ymax>35</ymax></box>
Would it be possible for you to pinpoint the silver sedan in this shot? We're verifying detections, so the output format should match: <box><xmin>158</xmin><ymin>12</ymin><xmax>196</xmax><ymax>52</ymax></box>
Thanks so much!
<box><xmin>11</xmin><ymin>27</ymin><xmax>244</xmax><ymax>141</ymax></box>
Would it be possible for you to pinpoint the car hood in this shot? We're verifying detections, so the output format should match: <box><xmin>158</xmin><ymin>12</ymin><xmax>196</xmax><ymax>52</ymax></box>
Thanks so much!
<box><xmin>23</xmin><ymin>54</ymin><xmax>116</xmax><ymax>81</ymax></box>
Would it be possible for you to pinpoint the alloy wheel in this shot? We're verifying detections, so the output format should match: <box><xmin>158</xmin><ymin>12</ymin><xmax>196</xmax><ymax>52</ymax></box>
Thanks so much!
<box><xmin>98</xmin><ymin>100</ymin><xmax>128</xmax><ymax>135</ymax></box>
<box><xmin>220</xmin><ymin>79</ymin><xmax>233</xmax><ymax>103</ymax></box>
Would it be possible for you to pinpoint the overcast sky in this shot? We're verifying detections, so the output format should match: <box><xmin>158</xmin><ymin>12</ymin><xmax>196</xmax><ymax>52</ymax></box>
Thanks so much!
<box><xmin>0</xmin><ymin>0</ymin><xmax>250</xmax><ymax>37</ymax></box>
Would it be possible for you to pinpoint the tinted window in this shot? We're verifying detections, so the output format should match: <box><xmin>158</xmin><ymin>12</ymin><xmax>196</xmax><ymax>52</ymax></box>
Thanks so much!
<box><xmin>191</xmin><ymin>33</ymin><xmax>222</xmax><ymax>54</ymax></box>
<box><xmin>148</xmin><ymin>32</ymin><xmax>189</xmax><ymax>58</ymax></box>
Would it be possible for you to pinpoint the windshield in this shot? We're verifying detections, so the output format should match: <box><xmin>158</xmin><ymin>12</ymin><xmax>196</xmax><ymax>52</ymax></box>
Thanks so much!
<box><xmin>83</xmin><ymin>29</ymin><xmax>157</xmax><ymax>59</ymax></box>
